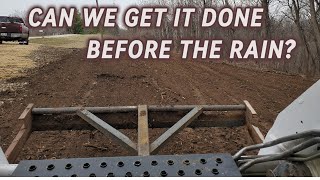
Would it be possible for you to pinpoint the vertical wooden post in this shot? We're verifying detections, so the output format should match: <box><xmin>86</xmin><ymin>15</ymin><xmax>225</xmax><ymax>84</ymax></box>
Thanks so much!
<box><xmin>138</xmin><ymin>105</ymin><xmax>150</xmax><ymax>156</ymax></box>
<box><xmin>5</xmin><ymin>104</ymin><xmax>34</xmax><ymax>163</ymax></box>
<box><xmin>244</xmin><ymin>101</ymin><xmax>264</xmax><ymax>144</ymax></box>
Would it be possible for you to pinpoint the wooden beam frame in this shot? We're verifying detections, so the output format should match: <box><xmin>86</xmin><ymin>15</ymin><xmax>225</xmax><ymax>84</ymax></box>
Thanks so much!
<box><xmin>5</xmin><ymin>104</ymin><xmax>34</xmax><ymax>163</ymax></box>
<box><xmin>137</xmin><ymin>105</ymin><xmax>150</xmax><ymax>156</ymax></box>
<box><xmin>150</xmin><ymin>106</ymin><xmax>204</xmax><ymax>154</ymax></box>
<box><xmin>76</xmin><ymin>109</ymin><xmax>137</xmax><ymax>155</ymax></box>
<box><xmin>4</xmin><ymin>102</ymin><xmax>261</xmax><ymax>161</ymax></box>
<box><xmin>244</xmin><ymin>101</ymin><xmax>265</xmax><ymax>144</ymax></box>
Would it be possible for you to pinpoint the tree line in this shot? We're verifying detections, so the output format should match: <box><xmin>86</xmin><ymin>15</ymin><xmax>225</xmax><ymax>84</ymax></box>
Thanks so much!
<box><xmin>11</xmin><ymin>1</ymin><xmax>320</xmax><ymax>77</ymax></box>
<box><xmin>131</xmin><ymin>0</ymin><xmax>320</xmax><ymax>77</ymax></box>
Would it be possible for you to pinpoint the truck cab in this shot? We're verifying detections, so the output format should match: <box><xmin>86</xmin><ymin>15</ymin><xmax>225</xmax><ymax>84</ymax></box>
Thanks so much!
<box><xmin>0</xmin><ymin>16</ymin><xmax>29</xmax><ymax>45</ymax></box>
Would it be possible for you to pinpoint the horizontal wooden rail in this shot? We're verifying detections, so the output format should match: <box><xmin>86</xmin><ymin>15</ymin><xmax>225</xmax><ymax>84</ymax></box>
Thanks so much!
<box><xmin>32</xmin><ymin>111</ymin><xmax>245</xmax><ymax>131</ymax></box>
<box><xmin>32</xmin><ymin>105</ymin><xmax>246</xmax><ymax>114</ymax></box>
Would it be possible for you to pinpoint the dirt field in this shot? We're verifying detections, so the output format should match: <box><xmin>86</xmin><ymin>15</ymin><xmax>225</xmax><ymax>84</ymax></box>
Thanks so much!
<box><xmin>0</xmin><ymin>36</ymin><xmax>317</xmax><ymax>162</ymax></box>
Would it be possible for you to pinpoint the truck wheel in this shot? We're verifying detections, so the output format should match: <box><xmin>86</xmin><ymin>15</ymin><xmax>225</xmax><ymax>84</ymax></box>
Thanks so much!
<box><xmin>0</xmin><ymin>40</ymin><xmax>2</xmax><ymax>44</ymax></box>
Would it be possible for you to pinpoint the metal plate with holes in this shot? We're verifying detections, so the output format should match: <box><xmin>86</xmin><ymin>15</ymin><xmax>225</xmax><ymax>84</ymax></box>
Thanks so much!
<box><xmin>12</xmin><ymin>154</ymin><xmax>241</xmax><ymax>177</ymax></box>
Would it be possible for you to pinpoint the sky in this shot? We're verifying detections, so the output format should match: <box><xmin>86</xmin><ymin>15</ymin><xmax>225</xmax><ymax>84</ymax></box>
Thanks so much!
<box><xmin>0</xmin><ymin>0</ymin><xmax>141</xmax><ymax>16</ymax></box>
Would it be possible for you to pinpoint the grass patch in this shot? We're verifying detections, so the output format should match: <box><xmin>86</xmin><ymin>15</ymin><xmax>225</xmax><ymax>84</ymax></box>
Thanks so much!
<box><xmin>0</xmin><ymin>43</ymin><xmax>39</xmax><ymax>80</ymax></box>
<box><xmin>30</xmin><ymin>34</ymin><xmax>99</xmax><ymax>48</ymax></box>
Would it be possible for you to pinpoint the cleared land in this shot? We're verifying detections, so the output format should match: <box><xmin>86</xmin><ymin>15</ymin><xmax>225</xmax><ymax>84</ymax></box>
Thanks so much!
<box><xmin>0</xmin><ymin>35</ymin><xmax>316</xmax><ymax>162</ymax></box>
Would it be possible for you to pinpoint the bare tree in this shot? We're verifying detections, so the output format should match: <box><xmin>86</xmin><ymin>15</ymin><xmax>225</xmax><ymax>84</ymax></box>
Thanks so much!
<box><xmin>309</xmin><ymin>0</ymin><xmax>320</xmax><ymax>53</ymax></box>
<box><xmin>10</xmin><ymin>10</ymin><xmax>27</xmax><ymax>23</ymax></box>
<box><xmin>262</xmin><ymin>0</ymin><xmax>271</xmax><ymax>38</ymax></box>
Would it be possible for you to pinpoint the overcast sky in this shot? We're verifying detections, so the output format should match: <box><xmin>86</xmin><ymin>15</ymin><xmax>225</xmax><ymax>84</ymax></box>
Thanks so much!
<box><xmin>0</xmin><ymin>0</ymin><xmax>141</xmax><ymax>16</ymax></box>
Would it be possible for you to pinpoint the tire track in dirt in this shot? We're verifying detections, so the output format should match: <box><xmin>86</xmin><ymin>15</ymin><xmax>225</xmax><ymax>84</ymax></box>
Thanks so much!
<box><xmin>217</xmin><ymin>63</ymin><xmax>312</xmax><ymax>90</ymax></box>
<box><xmin>184</xmin><ymin>62</ymin><xmax>270</xmax><ymax>105</ymax></box>
<box><xmin>198</xmin><ymin>63</ymin><xmax>305</xmax><ymax>110</ymax></box>
<box><xmin>178</xmin><ymin>62</ymin><xmax>242</xmax><ymax>104</ymax></box>
<box><xmin>207</xmin><ymin>63</ymin><xmax>314</xmax><ymax>108</ymax></box>
<box><xmin>139</xmin><ymin>60</ymin><xmax>218</xmax><ymax>104</ymax></box>
<box><xmin>177</xmin><ymin>61</ymin><xmax>315</xmax><ymax>133</ymax></box>
<box><xmin>180</xmin><ymin>62</ymin><xmax>280</xmax><ymax>130</ymax></box>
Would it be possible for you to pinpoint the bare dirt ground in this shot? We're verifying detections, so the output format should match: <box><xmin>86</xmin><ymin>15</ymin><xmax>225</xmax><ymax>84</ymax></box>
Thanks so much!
<box><xmin>0</xmin><ymin>39</ymin><xmax>316</xmax><ymax>162</ymax></box>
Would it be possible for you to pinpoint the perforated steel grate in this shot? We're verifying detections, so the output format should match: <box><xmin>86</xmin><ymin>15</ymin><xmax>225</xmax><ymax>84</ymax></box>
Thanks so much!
<box><xmin>12</xmin><ymin>154</ymin><xmax>241</xmax><ymax>177</ymax></box>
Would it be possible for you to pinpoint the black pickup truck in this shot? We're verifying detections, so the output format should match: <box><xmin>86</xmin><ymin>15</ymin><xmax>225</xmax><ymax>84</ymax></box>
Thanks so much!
<box><xmin>0</xmin><ymin>16</ymin><xmax>29</xmax><ymax>45</ymax></box>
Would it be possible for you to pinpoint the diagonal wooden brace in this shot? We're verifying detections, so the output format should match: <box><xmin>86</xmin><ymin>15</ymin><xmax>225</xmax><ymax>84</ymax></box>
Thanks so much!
<box><xmin>150</xmin><ymin>106</ymin><xmax>204</xmax><ymax>154</ymax></box>
<box><xmin>77</xmin><ymin>109</ymin><xmax>137</xmax><ymax>155</ymax></box>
